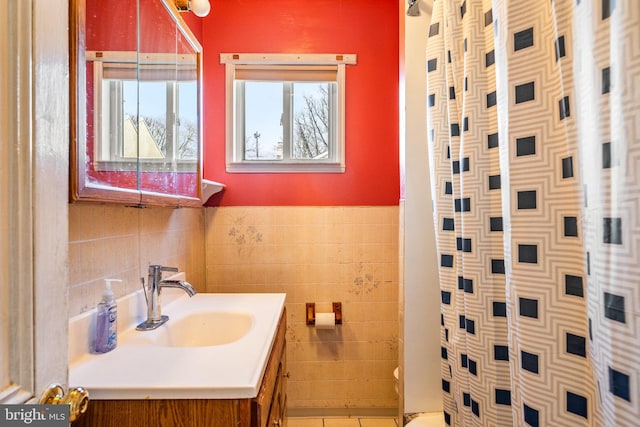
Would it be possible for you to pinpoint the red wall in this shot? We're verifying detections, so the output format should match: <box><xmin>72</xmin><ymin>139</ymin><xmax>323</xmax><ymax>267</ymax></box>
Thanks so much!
<box><xmin>201</xmin><ymin>0</ymin><xmax>400</xmax><ymax>206</ymax></box>
<box><xmin>87</xmin><ymin>0</ymin><xmax>189</xmax><ymax>53</ymax></box>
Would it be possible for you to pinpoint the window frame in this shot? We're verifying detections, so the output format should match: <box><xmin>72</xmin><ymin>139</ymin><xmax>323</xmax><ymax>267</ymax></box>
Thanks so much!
<box><xmin>221</xmin><ymin>53</ymin><xmax>356</xmax><ymax>173</ymax></box>
<box><xmin>88</xmin><ymin>50</ymin><xmax>199</xmax><ymax>172</ymax></box>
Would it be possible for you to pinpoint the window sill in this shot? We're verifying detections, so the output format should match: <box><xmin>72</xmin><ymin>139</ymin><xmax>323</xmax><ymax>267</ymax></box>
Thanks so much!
<box><xmin>95</xmin><ymin>160</ymin><xmax>198</xmax><ymax>173</ymax></box>
<box><xmin>226</xmin><ymin>162</ymin><xmax>345</xmax><ymax>173</ymax></box>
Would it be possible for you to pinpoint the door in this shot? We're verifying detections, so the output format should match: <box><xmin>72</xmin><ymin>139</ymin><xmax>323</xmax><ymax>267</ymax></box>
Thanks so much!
<box><xmin>0</xmin><ymin>0</ymin><xmax>69</xmax><ymax>403</ymax></box>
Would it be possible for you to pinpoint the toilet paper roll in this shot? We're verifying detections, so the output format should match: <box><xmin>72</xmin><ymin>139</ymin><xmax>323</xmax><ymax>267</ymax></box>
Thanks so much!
<box><xmin>315</xmin><ymin>312</ymin><xmax>336</xmax><ymax>330</ymax></box>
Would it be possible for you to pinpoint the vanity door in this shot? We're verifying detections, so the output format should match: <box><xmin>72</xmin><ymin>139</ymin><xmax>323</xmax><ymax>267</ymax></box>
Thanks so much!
<box><xmin>252</xmin><ymin>311</ymin><xmax>287</xmax><ymax>427</ymax></box>
<box><xmin>137</xmin><ymin>0</ymin><xmax>202</xmax><ymax>205</ymax></box>
<box><xmin>267</xmin><ymin>363</ymin><xmax>287</xmax><ymax>427</ymax></box>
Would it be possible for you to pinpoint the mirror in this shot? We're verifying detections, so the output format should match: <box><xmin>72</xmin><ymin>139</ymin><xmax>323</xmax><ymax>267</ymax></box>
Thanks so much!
<box><xmin>71</xmin><ymin>0</ymin><xmax>202</xmax><ymax>206</ymax></box>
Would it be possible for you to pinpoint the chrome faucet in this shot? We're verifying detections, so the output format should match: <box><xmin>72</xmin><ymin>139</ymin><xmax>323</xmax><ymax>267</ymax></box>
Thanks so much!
<box><xmin>136</xmin><ymin>265</ymin><xmax>197</xmax><ymax>331</ymax></box>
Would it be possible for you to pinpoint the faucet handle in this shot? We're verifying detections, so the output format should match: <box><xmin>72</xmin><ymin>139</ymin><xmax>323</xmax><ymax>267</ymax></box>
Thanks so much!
<box><xmin>148</xmin><ymin>265</ymin><xmax>179</xmax><ymax>275</ymax></box>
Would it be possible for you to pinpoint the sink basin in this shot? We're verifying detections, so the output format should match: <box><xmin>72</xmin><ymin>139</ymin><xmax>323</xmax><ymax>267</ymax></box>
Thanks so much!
<box><xmin>152</xmin><ymin>311</ymin><xmax>254</xmax><ymax>347</ymax></box>
<box><xmin>69</xmin><ymin>293</ymin><xmax>286</xmax><ymax>399</ymax></box>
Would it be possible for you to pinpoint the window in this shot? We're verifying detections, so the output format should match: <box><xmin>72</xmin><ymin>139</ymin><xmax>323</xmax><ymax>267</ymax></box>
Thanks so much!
<box><xmin>89</xmin><ymin>51</ymin><xmax>199</xmax><ymax>172</ymax></box>
<box><xmin>221</xmin><ymin>53</ymin><xmax>356</xmax><ymax>173</ymax></box>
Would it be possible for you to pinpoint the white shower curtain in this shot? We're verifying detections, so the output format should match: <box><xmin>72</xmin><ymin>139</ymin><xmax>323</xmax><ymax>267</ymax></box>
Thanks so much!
<box><xmin>426</xmin><ymin>0</ymin><xmax>638</xmax><ymax>426</ymax></box>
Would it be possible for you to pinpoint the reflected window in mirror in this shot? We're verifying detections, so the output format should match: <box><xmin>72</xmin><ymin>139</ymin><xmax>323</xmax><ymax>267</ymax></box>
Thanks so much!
<box><xmin>90</xmin><ymin>52</ymin><xmax>198</xmax><ymax>173</ymax></box>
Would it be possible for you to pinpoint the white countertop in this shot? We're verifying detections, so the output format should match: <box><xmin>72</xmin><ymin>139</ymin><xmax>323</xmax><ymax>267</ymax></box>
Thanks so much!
<box><xmin>69</xmin><ymin>292</ymin><xmax>286</xmax><ymax>400</ymax></box>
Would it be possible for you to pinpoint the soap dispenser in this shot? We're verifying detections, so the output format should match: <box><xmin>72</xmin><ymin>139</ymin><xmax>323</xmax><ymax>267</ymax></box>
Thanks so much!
<box><xmin>94</xmin><ymin>278</ymin><xmax>121</xmax><ymax>354</ymax></box>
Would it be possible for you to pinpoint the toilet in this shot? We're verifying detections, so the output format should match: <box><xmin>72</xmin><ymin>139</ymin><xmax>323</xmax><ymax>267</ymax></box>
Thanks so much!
<box><xmin>394</xmin><ymin>367</ymin><xmax>446</xmax><ymax>427</ymax></box>
<box><xmin>405</xmin><ymin>413</ymin><xmax>446</xmax><ymax>427</ymax></box>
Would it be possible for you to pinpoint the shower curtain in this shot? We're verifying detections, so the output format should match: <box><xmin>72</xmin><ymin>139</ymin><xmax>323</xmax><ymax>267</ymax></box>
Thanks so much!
<box><xmin>426</xmin><ymin>0</ymin><xmax>638</xmax><ymax>426</ymax></box>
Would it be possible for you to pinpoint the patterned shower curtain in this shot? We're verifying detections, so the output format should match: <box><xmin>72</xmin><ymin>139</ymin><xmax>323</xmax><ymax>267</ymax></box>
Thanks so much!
<box><xmin>426</xmin><ymin>0</ymin><xmax>638</xmax><ymax>426</ymax></box>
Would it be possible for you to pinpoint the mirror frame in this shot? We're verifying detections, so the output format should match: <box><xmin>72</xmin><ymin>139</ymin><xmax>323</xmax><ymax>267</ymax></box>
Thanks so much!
<box><xmin>70</xmin><ymin>0</ymin><xmax>203</xmax><ymax>207</ymax></box>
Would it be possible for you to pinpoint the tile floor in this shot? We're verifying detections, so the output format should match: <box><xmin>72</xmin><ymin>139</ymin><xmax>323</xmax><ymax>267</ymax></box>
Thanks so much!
<box><xmin>288</xmin><ymin>418</ymin><xmax>398</xmax><ymax>427</ymax></box>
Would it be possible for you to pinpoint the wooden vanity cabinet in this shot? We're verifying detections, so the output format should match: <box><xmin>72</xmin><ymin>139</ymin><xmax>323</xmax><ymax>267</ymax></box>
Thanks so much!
<box><xmin>73</xmin><ymin>310</ymin><xmax>287</xmax><ymax>427</ymax></box>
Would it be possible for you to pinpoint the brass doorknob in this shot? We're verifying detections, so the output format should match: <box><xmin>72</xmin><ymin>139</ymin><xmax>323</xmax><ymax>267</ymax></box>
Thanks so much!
<box><xmin>39</xmin><ymin>384</ymin><xmax>90</xmax><ymax>422</ymax></box>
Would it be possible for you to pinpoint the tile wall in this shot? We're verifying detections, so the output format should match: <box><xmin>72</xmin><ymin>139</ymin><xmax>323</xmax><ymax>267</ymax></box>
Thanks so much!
<box><xmin>67</xmin><ymin>204</ymin><xmax>398</xmax><ymax>412</ymax></box>
<box><xmin>68</xmin><ymin>203</ymin><xmax>205</xmax><ymax>317</ymax></box>
<box><xmin>205</xmin><ymin>206</ymin><xmax>399</xmax><ymax>412</ymax></box>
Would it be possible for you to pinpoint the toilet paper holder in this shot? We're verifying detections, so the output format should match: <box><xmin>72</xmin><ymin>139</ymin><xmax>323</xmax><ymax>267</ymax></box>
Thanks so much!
<box><xmin>306</xmin><ymin>302</ymin><xmax>342</xmax><ymax>326</ymax></box>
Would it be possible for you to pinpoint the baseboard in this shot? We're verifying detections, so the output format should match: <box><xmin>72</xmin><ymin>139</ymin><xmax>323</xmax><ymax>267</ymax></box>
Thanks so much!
<box><xmin>287</xmin><ymin>407</ymin><xmax>398</xmax><ymax>418</ymax></box>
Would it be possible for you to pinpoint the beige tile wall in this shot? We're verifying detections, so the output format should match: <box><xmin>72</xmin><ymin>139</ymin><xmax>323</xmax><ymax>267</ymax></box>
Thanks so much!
<box><xmin>68</xmin><ymin>203</ymin><xmax>205</xmax><ymax>317</ymax></box>
<box><xmin>205</xmin><ymin>206</ymin><xmax>399</xmax><ymax>411</ymax></box>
